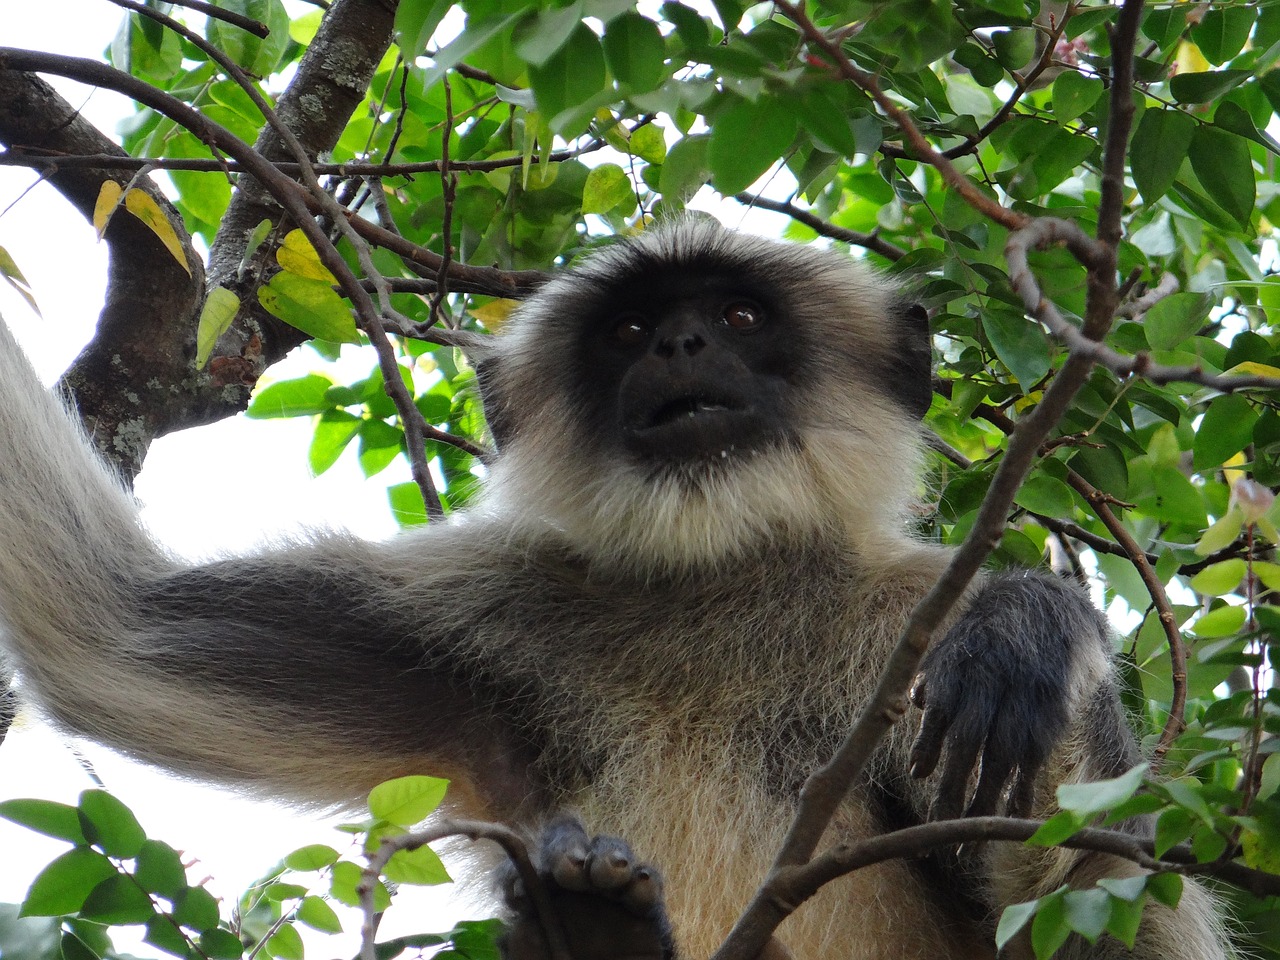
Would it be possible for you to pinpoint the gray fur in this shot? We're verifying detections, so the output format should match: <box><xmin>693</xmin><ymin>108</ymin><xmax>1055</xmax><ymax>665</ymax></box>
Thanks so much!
<box><xmin>0</xmin><ymin>221</ymin><xmax>1227</xmax><ymax>959</ymax></box>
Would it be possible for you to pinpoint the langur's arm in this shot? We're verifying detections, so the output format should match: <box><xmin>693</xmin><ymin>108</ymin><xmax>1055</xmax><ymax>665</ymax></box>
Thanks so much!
<box><xmin>0</xmin><ymin>322</ymin><xmax>540</xmax><ymax>815</ymax></box>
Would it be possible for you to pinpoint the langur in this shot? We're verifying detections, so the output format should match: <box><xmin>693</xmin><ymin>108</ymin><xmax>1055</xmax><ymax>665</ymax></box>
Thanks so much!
<box><xmin>0</xmin><ymin>220</ymin><xmax>1228</xmax><ymax>959</ymax></box>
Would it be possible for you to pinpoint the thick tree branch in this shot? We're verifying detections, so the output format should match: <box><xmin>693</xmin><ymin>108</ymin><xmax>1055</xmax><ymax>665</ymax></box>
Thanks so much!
<box><xmin>0</xmin><ymin>69</ymin><xmax>203</xmax><ymax>476</ymax></box>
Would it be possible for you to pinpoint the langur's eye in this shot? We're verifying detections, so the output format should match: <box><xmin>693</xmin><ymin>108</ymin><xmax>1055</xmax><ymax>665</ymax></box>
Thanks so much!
<box><xmin>721</xmin><ymin>301</ymin><xmax>764</xmax><ymax>331</ymax></box>
<box><xmin>615</xmin><ymin>314</ymin><xmax>650</xmax><ymax>345</ymax></box>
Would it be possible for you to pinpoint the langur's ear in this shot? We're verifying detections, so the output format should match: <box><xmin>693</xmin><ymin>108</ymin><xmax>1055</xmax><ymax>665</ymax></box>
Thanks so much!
<box><xmin>886</xmin><ymin>302</ymin><xmax>934</xmax><ymax>420</ymax></box>
<box><xmin>473</xmin><ymin>355</ymin><xmax>515</xmax><ymax>451</ymax></box>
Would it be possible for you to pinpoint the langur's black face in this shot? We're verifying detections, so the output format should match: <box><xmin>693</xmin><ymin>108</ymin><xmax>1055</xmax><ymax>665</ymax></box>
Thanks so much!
<box><xmin>479</xmin><ymin>223</ymin><xmax>935</xmax><ymax>480</ymax></box>
<box><xmin>571</xmin><ymin>264</ymin><xmax>803</xmax><ymax>464</ymax></box>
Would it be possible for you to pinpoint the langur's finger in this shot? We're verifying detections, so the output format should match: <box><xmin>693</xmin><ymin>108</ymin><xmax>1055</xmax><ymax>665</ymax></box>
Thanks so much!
<box><xmin>908</xmin><ymin>706</ymin><xmax>950</xmax><ymax>779</ymax></box>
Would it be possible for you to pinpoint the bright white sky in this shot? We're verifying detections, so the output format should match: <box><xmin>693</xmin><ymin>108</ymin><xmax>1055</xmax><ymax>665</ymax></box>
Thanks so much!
<box><xmin>0</xmin><ymin>2</ymin><xmax>794</xmax><ymax>951</ymax></box>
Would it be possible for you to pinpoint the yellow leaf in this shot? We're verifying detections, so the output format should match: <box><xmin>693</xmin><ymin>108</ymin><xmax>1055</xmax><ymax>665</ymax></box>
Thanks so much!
<box><xmin>1223</xmin><ymin>451</ymin><xmax>1249</xmax><ymax>487</ymax></box>
<box><xmin>0</xmin><ymin>245</ymin><xmax>41</xmax><ymax>318</ymax></box>
<box><xmin>1175</xmin><ymin>39</ymin><xmax>1210</xmax><ymax>75</ymax></box>
<box><xmin>93</xmin><ymin>181</ymin><xmax>124</xmax><ymax>238</ymax></box>
<box><xmin>124</xmin><ymin>189</ymin><xmax>192</xmax><ymax>275</ymax></box>
<box><xmin>1226</xmin><ymin>361</ymin><xmax>1280</xmax><ymax>380</ymax></box>
<box><xmin>276</xmin><ymin>229</ymin><xmax>336</xmax><ymax>283</ymax></box>
<box><xmin>468</xmin><ymin>299</ymin><xmax>519</xmax><ymax>330</ymax></box>
<box><xmin>195</xmin><ymin>286</ymin><xmax>241</xmax><ymax>368</ymax></box>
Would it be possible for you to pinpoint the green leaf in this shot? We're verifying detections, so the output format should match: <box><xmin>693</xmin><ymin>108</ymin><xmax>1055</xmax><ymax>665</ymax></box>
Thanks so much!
<box><xmin>1063</xmin><ymin>888</ymin><xmax>1111</xmax><ymax>942</ymax></box>
<box><xmin>368</xmin><ymin>775</ymin><xmax>449</xmax><ymax>826</ymax></box>
<box><xmin>658</xmin><ymin>134</ymin><xmax>710</xmax><ymax>201</ymax></box>
<box><xmin>995</xmin><ymin>899</ymin><xmax>1039</xmax><ymax>951</ymax></box>
<box><xmin>629</xmin><ymin>123</ymin><xmax>667</xmax><ymax>164</ymax></box>
<box><xmin>1030</xmin><ymin>129</ymin><xmax>1096</xmax><ymax>192</ymax></box>
<box><xmin>1188</xmin><ymin>125</ymin><xmax>1256</xmax><ymax>230</ymax></box>
<box><xmin>61</xmin><ymin>930</ymin><xmax>102</xmax><ymax>960</ymax></box>
<box><xmin>284</xmin><ymin>845</ymin><xmax>342</xmax><ymax>872</ymax></box>
<box><xmin>1013</xmin><ymin>474</ymin><xmax>1075</xmax><ymax>518</ymax></box>
<box><xmin>199</xmin><ymin>928</ymin><xmax>245</xmax><ymax>960</ymax></box>
<box><xmin>296</xmin><ymin>895</ymin><xmax>343</xmax><ymax>934</ymax></box>
<box><xmin>1142</xmin><ymin>292</ymin><xmax>1212</xmax><ymax>350</ymax></box>
<box><xmin>1189</xmin><ymin>5</ymin><xmax>1256</xmax><ymax>65</ymax></box>
<box><xmin>1057</xmin><ymin>764</ymin><xmax>1146</xmax><ymax>816</ymax></box>
<box><xmin>1136</xmin><ymin>465</ymin><xmax>1205</xmax><ymax>527</ymax></box>
<box><xmin>1169</xmin><ymin>69</ymin><xmax>1252</xmax><ymax>104</ymax></box>
<box><xmin>330</xmin><ymin>862</ymin><xmax>390</xmax><ymax>911</ymax></box>
<box><xmin>1193</xmin><ymin>394</ymin><xmax>1258</xmax><ymax>472</ymax></box>
<box><xmin>1188</xmin><ymin>559</ymin><xmax>1247</xmax><ymax>597</ymax></box>
<box><xmin>1051</xmin><ymin>71</ymin><xmax>1104</xmax><ymax>125</ymax></box>
<box><xmin>1105</xmin><ymin>891</ymin><xmax>1146</xmax><ymax>948</ymax></box>
<box><xmin>708</xmin><ymin>97</ymin><xmax>798</xmax><ymax>195</ymax></box>
<box><xmin>1097</xmin><ymin>876</ymin><xmax>1149</xmax><ymax>902</ymax></box>
<box><xmin>602</xmin><ymin>11</ymin><xmax>667</xmax><ymax>93</ymax></box>
<box><xmin>358</xmin><ymin>420</ymin><xmax>405</xmax><ymax>477</ymax></box>
<box><xmin>662</xmin><ymin>1</ymin><xmax>710</xmax><ymax>50</ymax></box>
<box><xmin>21</xmin><ymin>848</ymin><xmax>118</xmax><ymax>916</ymax></box>
<box><xmin>195</xmin><ymin>286</ymin><xmax>241</xmax><ymax>369</ymax></box>
<box><xmin>1027</xmin><ymin>810</ymin><xmax>1086</xmax><ymax>847</ymax></box>
<box><xmin>1146</xmin><ymin>872</ymin><xmax>1183</xmax><ymax>909</ymax></box>
<box><xmin>144</xmin><ymin>914</ymin><xmax>192</xmax><ymax>958</ymax></box>
<box><xmin>1195</xmin><ymin>509</ymin><xmax>1243</xmax><ymax>556</ymax></box>
<box><xmin>582</xmin><ymin>163</ymin><xmax>635</xmax><ymax>215</ymax></box>
<box><xmin>264</xmin><ymin>882</ymin><xmax>308</xmax><ymax>901</ymax></box>
<box><xmin>1130</xmin><ymin>109</ymin><xmax>1195</xmax><ymax>204</ymax></box>
<box><xmin>206</xmin><ymin>0</ymin><xmax>290</xmax><ymax>75</ymax></box>
<box><xmin>258</xmin><ymin>273</ymin><xmax>360</xmax><ymax>344</ymax></box>
<box><xmin>79</xmin><ymin>875</ymin><xmax>156</xmax><ymax>925</ymax></box>
<box><xmin>514</xmin><ymin>3</ymin><xmax>584</xmax><ymax>66</ymax></box>
<box><xmin>247</xmin><ymin>374</ymin><xmax>336</xmax><ymax>419</ymax></box>
<box><xmin>0</xmin><ymin>798</ymin><xmax>87</xmax><ymax>844</ymax></box>
<box><xmin>1213</xmin><ymin>101</ymin><xmax>1280</xmax><ymax>156</ymax></box>
<box><xmin>134</xmin><ymin>840</ymin><xmax>188</xmax><ymax>898</ymax></box>
<box><xmin>388</xmin><ymin>481</ymin><xmax>429</xmax><ymax>527</ymax></box>
<box><xmin>991</xmin><ymin>28</ymin><xmax>1035</xmax><ymax>70</ymax></box>
<box><xmin>384</xmin><ymin>844</ymin><xmax>452</xmax><ymax>886</ymax></box>
<box><xmin>982</xmin><ymin>307</ymin><xmax>1052</xmax><ymax>388</ymax></box>
<box><xmin>267</xmin><ymin>922</ymin><xmax>304</xmax><ymax>960</ymax></box>
<box><xmin>1190</xmin><ymin>603</ymin><xmax>1247</xmax><ymax>639</ymax></box>
<box><xmin>395</xmin><ymin>0</ymin><xmax>454</xmax><ymax>56</ymax></box>
<box><xmin>952</xmin><ymin>42</ymin><xmax>1002</xmax><ymax>87</ymax></box>
<box><xmin>1030</xmin><ymin>891</ymin><xmax>1072</xmax><ymax>960</ymax></box>
<box><xmin>171</xmin><ymin>886</ymin><xmax>221</xmax><ymax>932</ymax></box>
<box><xmin>528</xmin><ymin>23</ymin><xmax>607</xmax><ymax>131</ymax></box>
<box><xmin>168</xmin><ymin>134</ymin><xmax>232</xmax><ymax>227</ymax></box>
<box><xmin>78</xmin><ymin>790</ymin><xmax>146</xmax><ymax>859</ymax></box>
<box><xmin>309</xmin><ymin>410</ymin><xmax>361</xmax><ymax>475</ymax></box>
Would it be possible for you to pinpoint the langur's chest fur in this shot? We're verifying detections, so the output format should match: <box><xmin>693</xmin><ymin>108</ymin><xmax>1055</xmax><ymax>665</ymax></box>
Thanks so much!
<box><xmin>442</xmin><ymin>537</ymin><xmax>959</xmax><ymax>797</ymax></box>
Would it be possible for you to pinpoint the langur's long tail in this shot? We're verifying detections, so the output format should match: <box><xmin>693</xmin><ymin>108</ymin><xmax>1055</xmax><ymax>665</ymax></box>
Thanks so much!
<box><xmin>0</xmin><ymin>320</ymin><xmax>182</xmax><ymax>745</ymax></box>
<box><xmin>0</xmin><ymin>320</ymin><xmax>514</xmax><ymax>809</ymax></box>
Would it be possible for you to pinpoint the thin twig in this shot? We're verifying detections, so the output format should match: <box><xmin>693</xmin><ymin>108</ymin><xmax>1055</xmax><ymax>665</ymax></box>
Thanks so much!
<box><xmin>773</xmin><ymin>0</ymin><xmax>1028</xmax><ymax>232</ymax></box>
<box><xmin>0</xmin><ymin>141</ymin><xmax>613</xmax><ymax>175</ymax></box>
<box><xmin>359</xmin><ymin>820</ymin><xmax>571</xmax><ymax>960</ymax></box>
<box><xmin>1066</xmin><ymin>469</ymin><xmax>1188</xmax><ymax>769</ymax></box>
<box><xmin>941</xmin><ymin>4</ymin><xmax>1074</xmax><ymax>159</ymax></box>
<box><xmin>152</xmin><ymin>0</ymin><xmax>270</xmax><ymax>35</ymax></box>
<box><xmin>732</xmin><ymin>193</ymin><xmax>906</xmax><ymax>260</ymax></box>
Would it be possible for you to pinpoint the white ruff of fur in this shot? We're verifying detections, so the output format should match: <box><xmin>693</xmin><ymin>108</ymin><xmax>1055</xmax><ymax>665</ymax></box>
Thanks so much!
<box><xmin>485</xmin><ymin>394</ymin><xmax>928</xmax><ymax>575</ymax></box>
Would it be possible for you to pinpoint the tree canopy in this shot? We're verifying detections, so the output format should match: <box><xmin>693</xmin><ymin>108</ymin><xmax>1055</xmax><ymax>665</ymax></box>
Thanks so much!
<box><xmin>1</xmin><ymin>0</ymin><xmax>1280</xmax><ymax>958</ymax></box>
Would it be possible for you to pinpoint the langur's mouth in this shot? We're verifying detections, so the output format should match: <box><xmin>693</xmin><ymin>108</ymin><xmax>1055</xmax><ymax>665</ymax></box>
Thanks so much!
<box><xmin>621</xmin><ymin>388</ymin><xmax>772</xmax><ymax>461</ymax></box>
<box><xmin>644</xmin><ymin>394</ymin><xmax>741</xmax><ymax>430</ymax></box>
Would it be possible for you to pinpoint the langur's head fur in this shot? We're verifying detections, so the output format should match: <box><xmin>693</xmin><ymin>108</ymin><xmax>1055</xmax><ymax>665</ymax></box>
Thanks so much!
<box><xmin>475</xmin><ymin>218</ymin><xmax>933</xmax><ymax>574</ymax></box>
